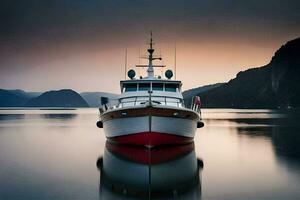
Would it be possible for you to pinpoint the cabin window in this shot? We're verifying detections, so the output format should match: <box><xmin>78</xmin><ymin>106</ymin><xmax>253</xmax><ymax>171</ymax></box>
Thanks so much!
<box><xmin>124</xmin><ymin>84</ymin><xmax>137</xmax><ymax>92</ymax></box>
<box><xmin>152</xmin><ymin>83</ymin><xmax>163</xmax><ymax>91</ymax></box>
<box><xmin>139</xmin><ymin>83</ymin><xmax>150</xmax><ymax>91</ymax></box>
<box><xmin>165</xmin><ymin>84</ymin><xmax>177</xmax><ymax>92</ymax></box>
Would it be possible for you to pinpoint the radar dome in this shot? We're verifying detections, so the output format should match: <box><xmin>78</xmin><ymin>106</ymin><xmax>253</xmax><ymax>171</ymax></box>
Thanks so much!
<box><xmin>165</xmin><ymin>70</ymin><xmax>173</xmax><ymax>79</ymax></box>
<box><xmin>127</xmin><ymin>69</ymin><xmax>136</xmax><ymax>79</ymax></box>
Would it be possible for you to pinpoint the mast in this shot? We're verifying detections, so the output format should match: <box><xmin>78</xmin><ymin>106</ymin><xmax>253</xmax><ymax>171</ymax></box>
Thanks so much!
<box><xmin>147</xmin><ymin>31</ymin><xmax>155</xmax><ymax>77</ymax></box>
<box><xmin>136</xmin><ymin>32</ymin><xmax>164</xmax><ymax>77</ymax></box>
<box><xmin>146</xmin><ymin>31</ymin><xmax>162</xmax><ymax>78</ymax></box>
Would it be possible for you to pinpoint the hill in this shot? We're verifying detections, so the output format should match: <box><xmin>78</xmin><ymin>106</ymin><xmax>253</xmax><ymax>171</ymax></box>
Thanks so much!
<box><xmin>0</xmin><ymin>89</ymin><xmax>31</xmax><ymax>107</ymax></box>
<box><xmin>183</xmin><ymin>83</ymin><xmax>224</xmax><ymax>105</ymax></box>
<box><xmin>25</xmin><ymin>89</ymin><xmax>89</xmax><ymax>107</ymax></box>
<box><xmin>196</xmin><ymin>37</ymin><xmax>300</xmax><ymax>108</ymax></box>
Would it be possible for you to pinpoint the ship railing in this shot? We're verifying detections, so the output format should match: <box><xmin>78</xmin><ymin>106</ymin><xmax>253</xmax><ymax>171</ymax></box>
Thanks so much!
<box><xmin>99</xmin><ymin>103</ymin><xmax>118</xmax><ymax>114</ymax></box>
<box><xmin>118</xmin><ymin>96</ymin><xmax>184</xmax><ymax>108</ymax></box>
<box><xmin>190</xmin><ymin>96</ymin><xmax>202</xmax><ymax>117</ymax></box>
<box><xmin>100</xmin><ymin>96</ymin><xmax>202</xmax><ymax>118</ymax></box>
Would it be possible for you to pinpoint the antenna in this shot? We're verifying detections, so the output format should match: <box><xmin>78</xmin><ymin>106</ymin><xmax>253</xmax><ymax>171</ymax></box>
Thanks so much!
<box><xmin>138</xmin><ymin>47</ymin><xmax>141</xmax><ymax>65</ymax></box>
<box><xmin>174</xmin><ymin>42</ymin><xmax>177</xmax><ymax>80</ymax></box>
<box><xmin>160</xmin><ymin>48</ymin><xmax>163</xmax><ymax>77</ymax></box>
<box><xmin>138</xmin><ymin>47</ymin><xmax>141</xmax><ymax>77</ymax></box>
<box><xmin>125</xmin><ymin>48</ymin><xmax>127</xmax><ymax>79</ymax></box>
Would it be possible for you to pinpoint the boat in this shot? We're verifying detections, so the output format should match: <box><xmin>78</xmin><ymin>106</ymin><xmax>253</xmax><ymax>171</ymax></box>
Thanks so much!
<box><xmin>96</xmin><ymin>142</ymin><xmax>203</xmax><ymax>199</ymax></box>
<box><xmin>97</xmin><ymin>33</ymin><xmax>204</xmax><ymax>147</ymax></box>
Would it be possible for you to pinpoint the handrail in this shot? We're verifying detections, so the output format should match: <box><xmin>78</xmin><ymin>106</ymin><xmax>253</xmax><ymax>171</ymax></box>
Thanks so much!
<box><xmin>100</xmin><ymin>96</ymin><xmax>202</xmax><ymax>120</ymax></box>
<box><xmin>118</xmin><ymin>95</ymin><xmax>183</xmax><ymax>108</ymax></box>
<box><xmin>191</xmin><ymin>96</ymin><xmax>202</xmax><ymax>119</ymax></box>
<box><xmin>119</xmin><ymin>95</ymin><xmax>182</xmax><ymax>101</ymax></box>
<box><xmin>100</xmin><ymin>95</ymin><xmax>203</xmax><ymax>118</ymax></box>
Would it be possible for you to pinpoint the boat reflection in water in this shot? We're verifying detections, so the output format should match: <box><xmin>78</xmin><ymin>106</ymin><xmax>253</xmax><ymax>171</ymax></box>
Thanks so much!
<box><xmin>96</xmin><ymin>142</ymin><xmax>203</xmax><ymax>199</ymax></box>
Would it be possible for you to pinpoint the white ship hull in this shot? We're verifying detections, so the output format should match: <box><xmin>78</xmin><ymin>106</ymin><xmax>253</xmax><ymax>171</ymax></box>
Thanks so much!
<box><xmin>101</xmin><ymin>106</ymin><xmax>200</xmax><ymax>146</ymax></box>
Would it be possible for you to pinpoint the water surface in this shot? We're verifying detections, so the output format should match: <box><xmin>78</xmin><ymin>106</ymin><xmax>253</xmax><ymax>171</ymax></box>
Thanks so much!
<box><xmin>0</xmin><ymin>109</ymin><xmax>300</xmax><ymax>200</ymax></box>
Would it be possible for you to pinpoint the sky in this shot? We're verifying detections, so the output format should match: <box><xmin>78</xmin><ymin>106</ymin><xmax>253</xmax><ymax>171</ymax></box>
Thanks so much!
<box><xmin>1</xmin><ymin>0</ymin><xmax>300</xmax><ymax>93</ymax></box>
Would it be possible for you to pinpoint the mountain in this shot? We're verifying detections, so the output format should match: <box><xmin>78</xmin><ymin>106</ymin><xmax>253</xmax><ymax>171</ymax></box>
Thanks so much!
<box><xmin>0</xmin><ymin>89</ymin><xmax>31</xmax><ymax>107</ymax></box>
<box><xmin>195</xmin><ymin>37</ymin><xmax>300</xmax><ymax>109</ymax></box>
<box><xmin>183</xmin><ymin>83</ymin><xmax>224</xmax><ymax>104</ymax></box>
<box><xmin>80</xmin><ymin>92</ymin><xmax>118</xmax><ymax>107</ymax></box>
<box><xmin>25</xmin><ymin>89</ymin><xmax>89</xmax><ymax>107</ymax></box>
<box><xmin>0</xmin><ymin>89</ymin><xmax>42</xmax><ymax>107</ymax></box>
<box><xmin>7</xmin><ymin>90</ymin><xmax>41</xmax><ymax>98</ymax></box>
<box><xmin>0</xmin><ymin>89</ymin><xmax>116</xmax><ymax>108</ymax></box>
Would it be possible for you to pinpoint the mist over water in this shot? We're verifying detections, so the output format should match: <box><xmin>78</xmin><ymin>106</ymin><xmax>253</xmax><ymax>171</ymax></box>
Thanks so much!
<box><xmin>0</xmin><ymin>109</ymin><xmax>300</xmax><ymax>199</ymax></box>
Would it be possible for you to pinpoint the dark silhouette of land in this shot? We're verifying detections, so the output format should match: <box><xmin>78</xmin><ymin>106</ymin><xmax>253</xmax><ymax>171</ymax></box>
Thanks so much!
<box><xmin>0</xmin><ymin>89</ymin><xmax>40</xmax><ymax>107</ymax></box>
<box><xmin>184</xmin><ymin>37</ymin><xmax>300</xmax><ymax>109</ymax></box>
<box><xmin>183</xmin><ymin>83</ymin><xmax>224</xmax><ymax>105</ymax></box>
<box><xmin>25</xmin><ymin>89</ymin><xmax>89</xmax><ymax>108</ymax></box>
<box><xmin>0</xmin><ymin>89</ymin><xmax>118</xmax><ymax>108</ymax></box>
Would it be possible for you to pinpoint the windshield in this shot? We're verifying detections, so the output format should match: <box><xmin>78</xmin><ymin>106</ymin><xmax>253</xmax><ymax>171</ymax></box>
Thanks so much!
<box><xmin>124</xmin><ymin>83</ymin><xmax>137</xmax><ymax>92</ymax></box>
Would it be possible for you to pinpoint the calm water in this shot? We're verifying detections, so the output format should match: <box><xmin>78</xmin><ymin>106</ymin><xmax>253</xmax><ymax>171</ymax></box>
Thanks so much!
<box><xmin>0</xmin><ymin>109</ymin><xmax>300</xmax><ymax>200</ymax></box>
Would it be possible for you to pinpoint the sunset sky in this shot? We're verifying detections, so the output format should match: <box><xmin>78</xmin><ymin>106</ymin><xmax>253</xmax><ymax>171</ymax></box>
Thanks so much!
<box><xmin>1</xmin><ymin>0</ymin><xmax>300</xmax><ymax>93</ymax></box>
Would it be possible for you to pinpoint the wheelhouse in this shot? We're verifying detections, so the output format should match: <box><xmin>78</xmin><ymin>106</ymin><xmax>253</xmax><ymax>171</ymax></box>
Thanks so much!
<box><xmin>118</xmin><ymin>80</ymin><xmax>184</xmax><ymax>108</ymax></box>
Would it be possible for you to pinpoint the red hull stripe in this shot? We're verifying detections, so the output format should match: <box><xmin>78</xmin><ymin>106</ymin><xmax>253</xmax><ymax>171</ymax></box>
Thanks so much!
<box><xmin>107</xmin><ymin>131</ymin><xmax>193</xmax><ymax>146</ymax></box>
<box><xmin>106</xmin><ymin>142</ymin><xmax>195</xmax><ymax>164</ymax></box>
